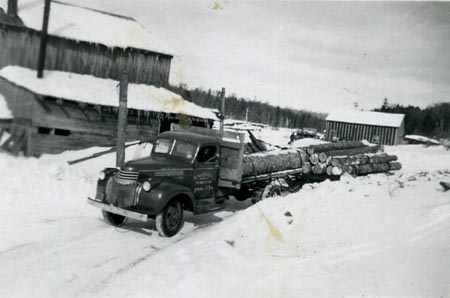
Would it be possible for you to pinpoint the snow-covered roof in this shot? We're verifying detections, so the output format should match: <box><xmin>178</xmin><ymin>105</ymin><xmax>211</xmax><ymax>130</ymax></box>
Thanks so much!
<box><xmin>404</xmin><ymin>135</ymin><xmax>441</xmax><ymax>145</ymax></box>
<box><xmin>0</xmin><ymin>92</ymin><xmax>13</xmax><ymax>119</ymax></box>
<box><xmin>0</xmin><ymin>66</ymin><xmax>217</xmax><ymax>120</ymax></box>
<box><xmin>326</xmin><ymin>110</ymin><xmax>404</xmax><ymax>128</ymax></box>
<box><xmin>0</xmin><ymin>0</ymin><xmax>173</xmax><ymax>56</ymax></box>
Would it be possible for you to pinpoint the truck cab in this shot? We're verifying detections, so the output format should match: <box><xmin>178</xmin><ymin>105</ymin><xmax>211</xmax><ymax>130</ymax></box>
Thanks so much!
<box><xmin>88</xmin><ymin>128</ymin><xmax>244</xmax><ymax>237</ymax></box>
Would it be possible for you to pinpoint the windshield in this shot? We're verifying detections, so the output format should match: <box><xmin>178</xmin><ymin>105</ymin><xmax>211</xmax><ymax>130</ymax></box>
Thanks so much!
<box><xmin>154</xmin><ymin>138</ymin><xmax>173</xmax><ymax>154</ymax></box>
<box><xmin>153</xmin><ymin>138</ymin><xmax>197</xmax><ymax>161</ymax></box>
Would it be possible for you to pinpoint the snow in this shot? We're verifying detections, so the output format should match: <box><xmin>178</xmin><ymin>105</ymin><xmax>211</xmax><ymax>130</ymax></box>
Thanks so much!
<box><xmin>0</xmin><ymin>92</ymin><xmax>12</xmax><ymax>118</ymax></box>
<box><xmin>327</xmin><ymin>110</ymin><xmax>405</xmax><ymax>128</ymax></box>
<box><xmin>405</xmin><ymin>134</ymin><xmax>441</xmax><ymax>145</ymax></box>
<box><xmin>0</xmin><ymin>66</ymin><xmax>218</xmax><ymax>120</ymax></box>
<box><xmin>0</xmin><ymin>0</ymin><xmax>172</xmax><ymax>55</ymax></box>
<box><xmin>0</xmin><ymin>137</ymin><xmax>449</xmax><ymax>297</ymax></box>
<box><xmin>291</xmin><ymin>137</ymin><xmax>328</xmax><ymax>147</ymax></box>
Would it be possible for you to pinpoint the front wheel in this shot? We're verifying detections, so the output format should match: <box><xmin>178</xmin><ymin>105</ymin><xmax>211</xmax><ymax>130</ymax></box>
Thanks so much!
<box><xmin>156</xmin><ymin>199</ymin><xmax>184</xmax><ymax>237</ymax></box>
<box><xmin>102</xmin><ymin>210</ymin><xmax>126</xmax><ymax>226</ymax></box>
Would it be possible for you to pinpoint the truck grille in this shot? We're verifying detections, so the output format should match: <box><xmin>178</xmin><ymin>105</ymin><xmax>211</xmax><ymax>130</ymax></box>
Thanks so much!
<box><xmin>106</xmin><ymin>178</ymin><xmax>137</xmax><ymax>208</ymax></box>
<box><xmin>116</xmin><ymin>170</ymin><xmax>138</xmax><ymax>184</ymax></box>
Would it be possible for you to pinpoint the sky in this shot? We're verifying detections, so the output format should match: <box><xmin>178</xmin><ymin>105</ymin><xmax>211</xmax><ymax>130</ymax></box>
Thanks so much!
<box><xmin>10</xmin><ymin>0</ymin><xmax>450</xmax><ymax>113</ymax></box>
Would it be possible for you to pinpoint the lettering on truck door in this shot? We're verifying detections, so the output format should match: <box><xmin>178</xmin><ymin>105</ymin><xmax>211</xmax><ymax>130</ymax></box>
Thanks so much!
<box><xmin>192</xmin><ymin>145</ymin><xmax>219</xmax><ymax>199</ymax></box>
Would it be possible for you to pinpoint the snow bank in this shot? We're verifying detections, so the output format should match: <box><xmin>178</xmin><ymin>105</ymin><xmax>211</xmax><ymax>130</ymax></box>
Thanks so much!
<box><xmin>0</xmin><ymin>66</ymin><xmax>217</xmax><ymax>120</ymax></box>
<box><xmin>99</xmin><ymin>145</ymin><xmax>450</xmax><ymax>298</ymax></box>
<box><xmin>327</xmin><ymin>110</ymin><xmax>405</xmax><ymax>127</ymax></box>
<box><xmin>0</xmin><ymin>0</ymin><xmax>172</xmax><ymax>55</ymax></box>
<box><xmin>0</xmin><ymin>92</ymin><xmax>12</xmax><ymax>118</ymax></box>
<box><xmin>0</xmin><ymin>142</ymin><xmax>449</xmax><ymax>297</ymax></box>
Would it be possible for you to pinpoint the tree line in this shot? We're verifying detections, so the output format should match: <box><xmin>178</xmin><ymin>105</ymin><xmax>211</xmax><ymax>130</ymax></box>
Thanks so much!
<box><xmin>169</xmin><ymin>85</ymin><xmax>326</xmax><ymax>130</ymax></box>
<box><xmin>374</xmin><ymin>99</ymin><xmax>450</xmax><ymax>138</ymax></box>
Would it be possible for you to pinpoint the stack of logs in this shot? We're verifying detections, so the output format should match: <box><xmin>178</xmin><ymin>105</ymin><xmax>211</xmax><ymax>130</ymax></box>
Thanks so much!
<box><xmin>242</xmin><ymin>141</ymin><xmax>401</xmax><ymax>178</ymax></box>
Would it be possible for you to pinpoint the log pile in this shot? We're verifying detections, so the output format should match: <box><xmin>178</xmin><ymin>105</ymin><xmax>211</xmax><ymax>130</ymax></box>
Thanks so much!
<box><xmin>242</xmin><ymin>141</ymin><xmax>401</xmax><ymax>178</ymax></box>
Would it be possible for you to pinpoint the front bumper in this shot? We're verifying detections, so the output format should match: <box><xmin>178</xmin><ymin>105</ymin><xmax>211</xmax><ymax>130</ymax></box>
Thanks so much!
<box><xmin>87</xmin><ymin>197</ymin><xmax>148</xmax><ymax>222</ymax></box>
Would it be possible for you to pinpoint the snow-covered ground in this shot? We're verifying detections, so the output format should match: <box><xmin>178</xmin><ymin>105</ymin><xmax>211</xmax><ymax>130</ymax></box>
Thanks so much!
<box><xmin>0</xmin><ymin>143</ymin><xmax>449</xmax><ymax>297</ymax></box>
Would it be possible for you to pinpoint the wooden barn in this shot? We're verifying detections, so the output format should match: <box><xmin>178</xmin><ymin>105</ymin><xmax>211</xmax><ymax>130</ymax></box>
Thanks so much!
<box><xmin>0</xmin><ymin>0</ymin><xmax>173</xmax><ymax>86</ymax></box>
<box><xmin>0</xmin><ymin>66</ymin><xmax>217</xmax><ymax>156</ymax></box>
<box><xmin>325</xmin><ymin>110</ymin><xmax>405</xmax><ymax>145</ymax></box>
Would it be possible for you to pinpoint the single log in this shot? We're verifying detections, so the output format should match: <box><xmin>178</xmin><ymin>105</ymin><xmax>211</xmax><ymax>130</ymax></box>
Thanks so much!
<box><xmin>329</xmin><ymin>153</ymin><xmax>397</xmax><ymax>167</ymax></box>
<box><xmin>341</xmin><ymin>164</ymin><xmax>354</xmax><ymax>175</ymax></box>
<box><xmin>352</xmin><ymin>161</ymin><xmax>401</xmax><ymax>176</ymax></box>
<box><xmin>329</xmin><ymin>154</ymin><xmax>370</xmax><ymax>166</ymax></box>
<box><xmin>326</xmin><ymin>166</ymin><xmax>333</xmax><ymax>176</ymax></box>
<box><xmin>302</xmin><ymin>163</ymin><xmax>312</xmax><ymax>174</ymax></box>
<box><xmin>242</xmin><ymin>149</ymin><xmax>304</xmax><ymax>177</ymax></box>
<box><xmin>326</xmin><ymin>145</ymin><xmax>382</xmax><ymax>158</ymax></box>
<box><xmin>309</xmin><ymin>153</ymin><xmax>319</xmax><ymax>165</ymax></box>
<box><xmin>318</xmin><ymin>152</ymin><xmax>328</xmax><ymax>163</ymax></box>
<box><xmin>389</xmin><ymin>162</ymin><xmax>402</xmax><ymax>171</ymax></box>
<box><xmin>306</xmin><ymin>141</ymin><xmax>366</xmax><ymax>154</ymax></box>
<box><xmin>369</xmin><ymin>153</ymin><xmax>398</xmax><ymax>164</ymax></box>
<box><xmin>331</xmin><ymin>166</ymin><xmax>343</xmax><ymax>176</ymax></box>
<box><xmin>312</xmin><ymin>163</ymin><xmax>327</xmax><ymax>175</ymax></box>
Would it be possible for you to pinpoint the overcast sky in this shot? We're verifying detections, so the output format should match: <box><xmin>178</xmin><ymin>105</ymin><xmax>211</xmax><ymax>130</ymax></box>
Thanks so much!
<box><xmin>57</xmin><ymin>1</ymin><xmax>450</xmax><ymax>112</ymax></box>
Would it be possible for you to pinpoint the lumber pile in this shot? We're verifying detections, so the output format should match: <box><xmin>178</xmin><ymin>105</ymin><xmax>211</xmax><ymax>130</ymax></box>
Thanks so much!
<box><xmin>242</xmin><ymin>141</ymin><xmax>401</xmax><ymax>178</ymax></box>
<box><xmin>301</xmin><ymin>142</ymin><xmax>400</xmax><ymax>176</ymax></box>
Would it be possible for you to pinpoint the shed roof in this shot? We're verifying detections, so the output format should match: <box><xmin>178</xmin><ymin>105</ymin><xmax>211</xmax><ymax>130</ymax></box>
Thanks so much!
<box><xmin>0</xmin><ymin>0</ymin><xmax>173</xmax><ymax>56</ymax></box>
<box><xmin>326</xmin><ymin>110</ymin><xmax>404</xmax><ymax>128</ymax></box>
<box><xmin>0</xmin><ymin>66</ymin><xmax>217</xmax><ymax>121</ymax></box>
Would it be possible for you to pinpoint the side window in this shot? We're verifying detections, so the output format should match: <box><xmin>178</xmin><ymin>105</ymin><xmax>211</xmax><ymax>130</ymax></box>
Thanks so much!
<box><xmin>197</xmin><ymin>146</ymin><xmax>217</xmax><ymax>163</ymax></box>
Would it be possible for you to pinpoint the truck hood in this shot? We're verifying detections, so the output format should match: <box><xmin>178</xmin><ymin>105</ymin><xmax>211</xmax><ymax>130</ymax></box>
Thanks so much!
<box><xmin>122</xmin><ymin>155</ymin><xmax>191</xmax><ymax>172</ymax></box>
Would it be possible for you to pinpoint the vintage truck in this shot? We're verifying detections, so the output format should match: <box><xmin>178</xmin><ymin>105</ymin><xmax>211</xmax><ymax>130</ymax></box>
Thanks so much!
<box><xmin>88</xmin><ymin>126</ymin><xmax>304</xmax><ymax>237</ymax></box>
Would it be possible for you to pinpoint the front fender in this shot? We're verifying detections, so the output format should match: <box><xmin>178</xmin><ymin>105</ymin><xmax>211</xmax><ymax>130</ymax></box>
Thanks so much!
<box><xmin>137</xmin><ymin>181</ymin><xmax>195</xmax><ymax>216</ymax></box>
<box><xmin>95</xmin><ymin>168</ymin><xmax>118</xmax><ymax>202</ymax></box>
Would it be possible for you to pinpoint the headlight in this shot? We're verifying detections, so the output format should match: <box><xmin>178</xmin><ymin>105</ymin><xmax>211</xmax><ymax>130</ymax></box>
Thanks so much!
<box><xmin>98</xmin><ymin>171</ymin><xmax>106</xmax><ymax>180</ymax></box>
<box><xmin>142</xmin><ymin>181</ymin><xmax>151</xmax><ymax>192</ymax></box>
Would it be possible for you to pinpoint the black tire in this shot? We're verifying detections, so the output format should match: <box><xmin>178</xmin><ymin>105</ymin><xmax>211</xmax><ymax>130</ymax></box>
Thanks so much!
<box><xmin>234</xmin><ymin>186</ymin><xmax>252</xmax><ymax>201</ymax></box>
<box><xmin>252</xmin><ymin>182</ymin><xmax>281</xmax><ymax>203</ymax></box>
<box><xmin>102</xmin><ymin>210</ymin><xmax>126</xmax><ymax>226</ymax></box>
<box><xmin>261</xmin><ymin>182</ymin><xmax>281</xmax><ymax>199</ymax></box>
<box><xmin>156</xmin><ymin>199</ymin><xmax>184</xmax><ymax>237</ymax></box>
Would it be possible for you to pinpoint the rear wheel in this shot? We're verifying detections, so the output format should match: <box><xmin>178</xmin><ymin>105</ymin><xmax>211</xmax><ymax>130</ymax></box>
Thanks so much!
<box><xmin>156</xmin><ymin>199</ymin><xmax>184</xmax><ymax>237</ymax></box>
<box><xmin>102</xmin><ymin>210</ymin><xmax>126</xmax><ymax>226</ymax></box>
<box><xmin>252</xmin><ymin>182</ymin><xmax>282</xmax><ymax>203</ymax></box>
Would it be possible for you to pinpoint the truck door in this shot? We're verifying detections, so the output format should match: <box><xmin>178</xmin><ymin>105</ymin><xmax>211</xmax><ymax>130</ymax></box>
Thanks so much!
<box><xmin>192</xmin><ymin>145</ymin><xmax>219</xmax><ymax>202</ymax></box>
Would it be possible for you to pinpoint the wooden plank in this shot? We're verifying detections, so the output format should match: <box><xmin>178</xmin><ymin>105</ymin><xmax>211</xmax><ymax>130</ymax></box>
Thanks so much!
<box><xmin>25</xmin><ymin>125</ymin><xmax>34</xmax><ymax>156</ymax></box>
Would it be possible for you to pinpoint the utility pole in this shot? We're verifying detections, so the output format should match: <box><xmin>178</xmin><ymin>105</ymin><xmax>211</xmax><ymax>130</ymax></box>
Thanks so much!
<box><xmin>116</xmin><ymin>72</ymin><xmax>128</xmax><ymax>168</ymax></box>
<box><xmin>219</xmin><ymin>87</ymin><xmax>225</xmax><ymax>138</ymax></box>
<box><xmin>7</xmin><ymin>0</ymin><xmax>18</xmax><ymax>16</ymax></box>
<box><xmin>37</xmin><ymin>0</ymin><xmax>51</xmax><ymax>78</ymax></box>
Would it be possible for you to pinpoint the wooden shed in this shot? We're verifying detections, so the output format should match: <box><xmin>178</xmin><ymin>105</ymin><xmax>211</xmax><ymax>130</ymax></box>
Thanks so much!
<box><xmin>325</xmin><ymin>110</ymin><xmax>405</xmax><ymax>145</ymax></box>
<box><xmin>0</xmin><ymin>66</ymin><xmax>217</xmax><ymax>156</ymax></box>
<box><xmin>0</xmin><ymin>0</ymin><xmax>173</xmax><ymax>86</ymax></box>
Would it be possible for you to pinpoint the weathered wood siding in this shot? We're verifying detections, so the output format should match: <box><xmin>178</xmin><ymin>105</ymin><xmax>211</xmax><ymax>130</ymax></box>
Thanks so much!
<box><xmin>0</xmin><ymin>24</ymin><xmax>172</xmax><ymax>86</ymax></box>
<box><xmin>0</xmin><ymin>79</ymin><xmax>211</xmax><ymax>156</ymax></box>
<box><xmin>325</xmin><ymin>120</ymin><xmax>403</xmax><ymax>145</ymax></box>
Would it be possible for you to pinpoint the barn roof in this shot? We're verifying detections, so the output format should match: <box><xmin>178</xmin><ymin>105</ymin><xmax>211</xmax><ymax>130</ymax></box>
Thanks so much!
<box><xmin>0</xmin><ymin>0</ymin><xmax>173</xmax><ymax>56</ymax></box>
<box><xmin>326</xmin><ymin>110</ymin><xmax>404</xmax><ymax>128</ymax></box>
<box><xmin>0</xmin><ymin>66</ymin><xmax>217</xmax><ymax>120</ymax></box>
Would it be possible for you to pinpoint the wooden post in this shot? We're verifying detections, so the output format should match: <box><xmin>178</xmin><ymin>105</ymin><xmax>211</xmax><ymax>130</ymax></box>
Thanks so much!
<box><xmin>219</xmin><ymin>87</ymin><xmax>225</xmax><ymax>138</ymax></box>
<box><xmin>116</xmin><ymin>72</ymin><xmax>128</xmax><ymax>168</ymax></box>
<box><xmin>37</xmin><ymin>0</ymin><xmax>51</xmax><ymax>78</ymax></box>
